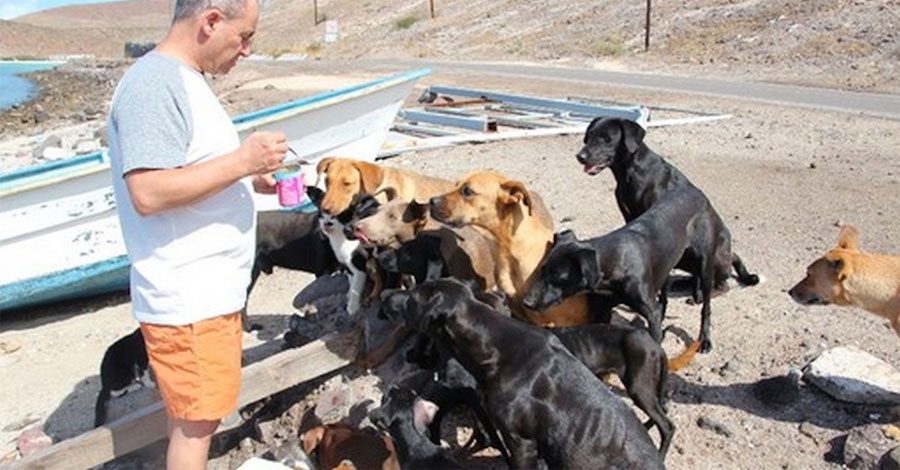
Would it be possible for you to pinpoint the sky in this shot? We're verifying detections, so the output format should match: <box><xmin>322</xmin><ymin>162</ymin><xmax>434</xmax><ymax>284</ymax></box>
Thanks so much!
<box><xmin>0</xmin><ymin>0</ymin><xmax>125</xmax><ymax>20</ymax></box>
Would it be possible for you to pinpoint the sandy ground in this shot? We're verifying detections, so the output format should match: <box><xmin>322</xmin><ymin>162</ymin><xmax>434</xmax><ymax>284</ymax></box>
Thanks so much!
<box><xmin>1</xmin><ymin>63</ymin><xmax>899</xmax><ymax>468</ymax></box>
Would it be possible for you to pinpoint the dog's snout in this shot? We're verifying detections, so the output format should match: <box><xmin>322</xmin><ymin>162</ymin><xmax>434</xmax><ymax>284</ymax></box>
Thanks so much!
<box><xmin>575</xmin><ymin>148</ymin><xmax>589</xmax><ymax>164</ymax></box>
<box><xmin>429</xmin><ymin>196</ymin><xmax>442</xmax><ymax>209</ymax></box>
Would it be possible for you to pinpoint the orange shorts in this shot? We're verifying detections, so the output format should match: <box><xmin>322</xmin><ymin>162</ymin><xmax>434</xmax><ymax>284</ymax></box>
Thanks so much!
<box><xmin>140</xmin><ymin>312</ymin><xmax>242</xmax><ymax>421</ymax></box>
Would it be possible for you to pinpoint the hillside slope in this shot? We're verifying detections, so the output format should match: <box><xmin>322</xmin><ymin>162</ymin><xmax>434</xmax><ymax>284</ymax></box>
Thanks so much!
<box><xmin>0</xmin><ymin>0</ymin><xmax>896</xmax><ymax>93</ymax></box>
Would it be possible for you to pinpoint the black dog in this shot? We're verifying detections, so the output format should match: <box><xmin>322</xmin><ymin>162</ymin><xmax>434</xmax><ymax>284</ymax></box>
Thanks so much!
<box><xmin>577</xmin><ymin>117</ymin><xmax>759</xmax><ymax>300</ymax></box>
<box><xmin>369</xmin><ymin>386</ymin><xmax>465</xmax><ymax>470</ymax></box>
<box><xmin>244</xmin><ymin>209</ymin><xmax>341</xmax><ymax>330</ymax></box>
<box><xmin>552</xmin><ymin>324</ymin><xmax>674</xmax><ymax>457</ymax></box>
<box><xmin>94</xmin><ymin>328</ymin><xmax>153</xmax><ymax>427</ymax></box>
<box><xmin>382</xmin><ymin>279</ymin><xmax>663</xmax><ymax>469</ymax></box>
<box><xmin>524</xmin><ymin>187</ymin><xmax>716</xmax><ymax>352</ymax></box>
<box><xmin>374</xmin><ymin>235</ymin><xmax>445</xmax><ymax>285</ymax></box>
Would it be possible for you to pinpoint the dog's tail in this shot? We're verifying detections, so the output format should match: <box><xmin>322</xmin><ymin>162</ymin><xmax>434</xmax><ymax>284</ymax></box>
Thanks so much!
<box><xmin>667</xmin><ymin>341</ymin><xmax>701</xmax><ymax>372</ymax></box>
<box><xmin>732</xmin><ymin>253</ymin><xmax>760</xmax><ymax>286</ymax></box>
<box><xmin>94</xmin><ymin>388</ymin><xmax>111</xmax><ymax>428</ymax></box>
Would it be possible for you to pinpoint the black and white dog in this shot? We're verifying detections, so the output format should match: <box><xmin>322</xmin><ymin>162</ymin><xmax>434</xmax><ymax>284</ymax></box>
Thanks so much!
<box><xmin>306</xmin><ymin>186</ymin><xmax>391</xmax><ymax>314</ymax></box>
<box><xmin>94</xmin><ymin>328</ymin><xmax>154</xmax><ymax>427</ymax></box>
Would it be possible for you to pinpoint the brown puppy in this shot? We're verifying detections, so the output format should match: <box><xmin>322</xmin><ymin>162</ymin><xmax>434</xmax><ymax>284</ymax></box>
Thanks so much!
<box><xmin>302</xmin><ymin>423</ymin><xmax>400</xmax><ymax>470</ymax></box>
<box><xmin>429</xmin><ymin>170</ymin><xmax>590</xmax><ymax>326</ymax></box>
<box><xmin>316</xmin><ymin>157</ymin><xmax>455</xmax><ymax>216</ymax></box>
<box><xmin>352</xmin><ymin>199</ymin><xmax>498</xmax><ymax>290</ymax></box>
<box><xmin>790</xmin><ymin>225</ymin><xmax>900</xmax><ymax>335</ymax></box>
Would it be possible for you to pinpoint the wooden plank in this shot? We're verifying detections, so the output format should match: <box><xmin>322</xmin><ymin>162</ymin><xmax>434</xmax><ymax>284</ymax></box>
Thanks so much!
<box><xmin>6</xmin><ymin>330</ymin><xmax>361</xmax><ymax>470</ymax></box>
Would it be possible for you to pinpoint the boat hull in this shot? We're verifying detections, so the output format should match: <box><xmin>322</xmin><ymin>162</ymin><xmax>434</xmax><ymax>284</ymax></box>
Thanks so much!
<box><xmin>0</xmin><ymin>68</ymin><xmax>428</xmax><ymax>312</ymax></box>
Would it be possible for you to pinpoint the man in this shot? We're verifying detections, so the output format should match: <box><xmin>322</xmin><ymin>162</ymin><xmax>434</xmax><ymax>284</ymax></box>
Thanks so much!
<box><xmin>107</xmin><ymin>0</ymin><xmax>284</xmax><ymax>468</ymax></box>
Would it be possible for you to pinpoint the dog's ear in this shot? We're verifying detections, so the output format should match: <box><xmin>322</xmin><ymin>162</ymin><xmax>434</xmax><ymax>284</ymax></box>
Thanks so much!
<box><xmin>829</xmin><ymin>257</ymin><xmax>848</xmax><ymax>281</ymax></box>
<box><xmin>354</xmin><ymin>161</ymin><xmax>385</xmax><ymax>194</ymax></box>
<box><xmin>500</xmin><ymin>180</ymin><xmax>533</xmax><ymax>216</ymax></box>
<box><xmin>575</xmin><ymin>245</ymin><xmax>601</xmax><ymax>289</ymax></box>
<box><xmin>417</xmin><ymin>289</ymin><xmax>454</xmax><ymax>332</ymax></box>
<box><xmin>554</xmin><ymin>229</ymin><xmax>577</xmax><ymax>245</ymax></box>
<box><xmin>405</xmin><ymin>200</ymin><xmax>430</xmax><ymax>223</ymax></box>
<box><xmin>836</xmin><ymin>225</ymin><xmax>860</xmax><ymax>251</ymax></box>
<box><xmin>375</xmin><ymin>186</ymin><xmax>398</xmax><ymax>202</ymax></box>
<box><xmin>305</xmin><ymin>186</ymin><xmax>324</xmax><ymax>207</ymax></box>
<box><xmin>301</xmin><ymin>426</ymin><xmax>325</xmax><ymax>455</ymax></box>
<box><xmin>619</xmin><ymin>119</ymin><xmax>646</xmax><ymax>154</ymax></box>
<box><xmin>316</xmin><ymin>157</ymin><xmax>335</xmax><ymax>177</ymax></box>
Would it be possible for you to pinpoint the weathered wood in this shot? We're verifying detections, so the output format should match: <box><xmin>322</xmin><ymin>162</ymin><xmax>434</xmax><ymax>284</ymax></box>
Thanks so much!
<box><xmin>6</xmin><ymin>330</ymin><xmax>361</xmax><ymax>470</ymax></box>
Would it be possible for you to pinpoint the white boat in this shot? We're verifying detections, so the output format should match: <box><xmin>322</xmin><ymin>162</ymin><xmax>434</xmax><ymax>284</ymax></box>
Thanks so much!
<box><xmin>0</xmin><ymin>68</ymin><xmax>429</xmax><ymax>312</ymax></box>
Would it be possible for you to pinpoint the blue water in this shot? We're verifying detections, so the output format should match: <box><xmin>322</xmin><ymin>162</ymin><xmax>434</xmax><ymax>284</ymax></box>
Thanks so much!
<box><xmin>0</xmin><ymin>61</ymin><xmax>65</xmax><ymax>110</ymax></box>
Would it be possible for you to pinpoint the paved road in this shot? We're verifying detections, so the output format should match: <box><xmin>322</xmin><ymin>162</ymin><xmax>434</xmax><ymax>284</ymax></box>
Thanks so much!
<box><xmin>368</xmin><ymin>59</ymin><xmax>900</xmax><ymax>120</ymax></box>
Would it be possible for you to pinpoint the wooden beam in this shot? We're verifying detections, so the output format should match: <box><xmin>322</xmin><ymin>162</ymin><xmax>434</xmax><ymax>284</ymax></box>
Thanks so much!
<box><xmin>7</xmin><ymin>330</ymin><xmax>361</xmax><ymax>470</ymax></box>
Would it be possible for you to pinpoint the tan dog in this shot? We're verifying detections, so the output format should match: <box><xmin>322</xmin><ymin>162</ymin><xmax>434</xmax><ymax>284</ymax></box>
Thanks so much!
<box><xmin>790</xmin><ymin>225</ymin><xmax>900</xmax><ymax>335</ymax></box>
<box><xmin>316</xmin><ymin>157</ymin><xmax>455</xmax><ymax>216</ymax></box>
<box><xmin>429</xmin><ymin>170</ymin><xmax>591</xmax><ymax>326</ymax></box>
<box><xmin>352</xmin><ymin>199</ymin><xmax>498</xmax><ymax>290</ymax></box>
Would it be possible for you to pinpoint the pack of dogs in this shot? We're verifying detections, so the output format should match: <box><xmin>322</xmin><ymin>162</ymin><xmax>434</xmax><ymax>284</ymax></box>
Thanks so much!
<box><xmin>93</xmin><ymin>117</ymin><xmax>900</xmax><ymax>468</ymax></box>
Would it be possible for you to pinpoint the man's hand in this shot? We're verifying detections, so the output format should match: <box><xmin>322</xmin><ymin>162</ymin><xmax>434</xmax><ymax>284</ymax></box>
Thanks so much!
<box><xmin>238</xmin><ymin>131</ymin><xmax>288</xmax><ymax>176</ymax></box>
<box><xmin>252</xmin><ymin>173</ymin><xmax>277</xmax><ymax>194</ymax></box>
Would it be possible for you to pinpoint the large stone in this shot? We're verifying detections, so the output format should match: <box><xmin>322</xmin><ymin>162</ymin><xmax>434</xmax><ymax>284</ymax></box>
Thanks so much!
<box><xmin>804</xmin><ymin>346</ymin><xmax>900</xmax><ymax>405</ymax></box>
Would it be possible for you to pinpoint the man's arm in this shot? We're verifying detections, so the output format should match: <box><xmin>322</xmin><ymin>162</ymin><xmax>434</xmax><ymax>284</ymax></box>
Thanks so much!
<box><xmin>126</xmin><ymin>131</ymin><xmax>287</xmax><ymax>215</ymax></box>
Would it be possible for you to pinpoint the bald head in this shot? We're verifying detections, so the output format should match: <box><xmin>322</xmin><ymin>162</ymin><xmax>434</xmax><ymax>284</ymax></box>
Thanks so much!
<box><xmin>173</xmin><ymin>0</ymin><xmax>251</xmax><ymax>22</ymax></box>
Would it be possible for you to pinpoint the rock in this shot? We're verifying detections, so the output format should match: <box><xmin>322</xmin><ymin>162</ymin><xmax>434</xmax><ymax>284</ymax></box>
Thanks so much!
<box><xmin>264</xmin><ymin>84</ymin><xmax>277</xmax><ymax>91</ymax></box>
<box><xmin>16</xmin><ymin>425</ymin><xmax>52</xmax><ymax>458</ymax></box>
<box><xmin>314</xmin><ymin>382</ymin><xmax>348</xmax><ymax>422</ymax></box>
<box><xmin>0</xmin><ymin>339</ymin><xmax>22</xmax><ymax>355</ymax></box>
<box><xmin>31</xmin><ymin>134</ymin><xmax>63</xmax><ymax>159</ymax></box>
<box><xmin>34</xmin><ymin>107</ymin><xmax>49</xmax><ymax>124</ymax></box>
<box><xmin>697</xmin><ymin>415</ymin><xmax>733</xmax><ymax>438</ymax></box>
<box><xmin>804</xmin><ymin>346</ymin><xmax>900</xmax><ymax>404</ymax></box>
<box><xmin>293</xmin><ymin>274</ymin><xmax>349</xmax><ymax>309</ymax></box>
<box><xmin>753</xmin><ymin>369</ymin><xmax>802</xmax><ymax>407</ymax></box>
<box><xmin>799</xmin><ymin>421</ymin><xmax>820</xmax><ymax>443</ymax></box>
<box><xmin>73</xmin><ymin>139</ymin><xmax>101</xmax><ymax>154</ymax></box>
<box><xmin>267</xmin><ymin>438</ymin><xmax>315</xmax><ymax>470</ymax></box>
<box><xmin>42</xmin><ymin>146</ymin><xmax>70</xmax><ymax>160</ymax></box>
<box><xmin>843</xmin><ymin>424</ymin><xmax>897</xmax><ymax>468</ymax></box>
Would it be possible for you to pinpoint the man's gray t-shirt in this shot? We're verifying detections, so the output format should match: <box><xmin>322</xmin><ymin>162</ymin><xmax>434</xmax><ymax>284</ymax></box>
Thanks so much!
<box><xmin>108</xmin><ymin>51</ymin><xmax>256</xmax><ymax>326</ymax></box>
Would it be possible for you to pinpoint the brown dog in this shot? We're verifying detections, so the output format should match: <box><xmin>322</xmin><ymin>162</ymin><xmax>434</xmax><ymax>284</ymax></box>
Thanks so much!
<box><xmin>428</xmin><ymin>170</ymin><xmax>591</xmax><ymax>326</ymax></box>
<box><xmin>302</xmin><ymin>423</ymin><xmax>400</xmax><ymax>470</ymax></box>
<box><xmin>790</xmin><ymin>225</ymin><xmax>900</xmax><ymax>335</ymax></box>
<box><xmin>316</xmin><ymin>157</ymin><xmax>455</xmax><ymax>216</ymax></box>
<box><xmin>351</xmin><ymin>199</ymin><xmax>498</xmax><ymax>290</ymax></box>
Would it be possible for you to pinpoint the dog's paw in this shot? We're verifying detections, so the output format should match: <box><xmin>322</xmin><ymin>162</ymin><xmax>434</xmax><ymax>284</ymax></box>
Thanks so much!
<box><xmin>700</xmin><ymin>339</ymin><xmax>713</xmax><ymax>354</ymax></box>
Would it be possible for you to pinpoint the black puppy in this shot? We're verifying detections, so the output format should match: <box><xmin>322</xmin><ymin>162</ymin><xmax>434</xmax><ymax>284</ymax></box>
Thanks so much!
<box><xmin>94</xmin><ymin>328</ymin><xmax>153</xmax><ymax>427</ymax></box>
<box><xmin>552</xmin><ymin>324</ymin><xmax>674</xmax><ymax>457</ymax></box>
<box><xmin>369</xmin><ymin>386</ymin><xmax>464</xmax><ymax>470</ymax></box>
<box><xmin>577</xmin><ymin>117</ymin><xmax>759</xmax><ymax>299</ymax></box>
<box><xmin>382</xmin><ymin>279</ymin><xmax>664</xmax><ymax>469</ymax></box>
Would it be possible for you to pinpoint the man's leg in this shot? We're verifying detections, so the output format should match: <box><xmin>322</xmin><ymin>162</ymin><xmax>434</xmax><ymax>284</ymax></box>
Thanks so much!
<box><xmin>167</xmin><ymin>418</ymin><xmax>219</xmax><ymax>470</ymax></box>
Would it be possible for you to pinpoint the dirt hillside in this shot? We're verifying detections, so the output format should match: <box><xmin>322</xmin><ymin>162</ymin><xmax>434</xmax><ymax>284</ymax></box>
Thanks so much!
<box><xmin>1</xmin><ymin>0</ymin><xmax>897</xmax><ymax>93</ymax></box>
